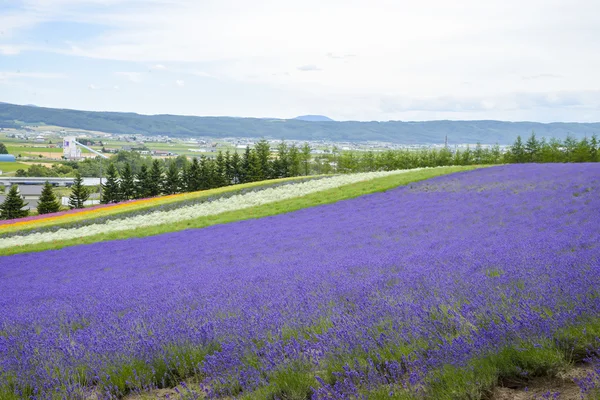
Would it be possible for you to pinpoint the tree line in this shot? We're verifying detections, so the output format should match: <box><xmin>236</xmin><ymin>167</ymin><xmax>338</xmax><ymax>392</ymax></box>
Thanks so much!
<box><xmin>99</xmin><ymin>140</ymin><xmax>312</xmax><ymax>203</ymax></box>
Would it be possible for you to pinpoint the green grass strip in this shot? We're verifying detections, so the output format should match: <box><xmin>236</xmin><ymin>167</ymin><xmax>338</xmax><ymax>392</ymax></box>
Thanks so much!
<box><xmin>1</xmin><ymin>166</ymin><xmax>481</xmax><ymax>256</ymax></box>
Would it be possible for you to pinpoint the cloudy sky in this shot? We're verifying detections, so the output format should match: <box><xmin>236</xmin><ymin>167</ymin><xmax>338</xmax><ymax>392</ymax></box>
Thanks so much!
<box><xmin>1</xmin><ymin>0</ymin><xmax>599</xmax><ymax>121</ymax></box>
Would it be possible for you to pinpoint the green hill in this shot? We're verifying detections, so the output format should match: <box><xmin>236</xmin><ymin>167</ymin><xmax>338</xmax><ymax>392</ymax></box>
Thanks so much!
<box><xmin>1</xmin><ymin>102</ymin><xmax>599</xmax><ymax>144</ymax></box>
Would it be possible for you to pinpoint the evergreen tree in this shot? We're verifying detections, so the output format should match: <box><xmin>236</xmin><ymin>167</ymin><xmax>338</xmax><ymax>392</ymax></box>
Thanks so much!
<box><xmin>135</xmin><ymin>165</ymin><xmax>151</xmax><ymax>199</ymax></box>
<box><xmin>509</xmin><ymin>136</ymin><xmax>526</xmax><ymax>163</ymax></box>
<box><xmin>148</xmin><ymin>159</ymin><xmax>163</xmax><ymax>196</ymax></box>
<box><xmin>188</xmin><ymin>157</ymin><xmax>201</xmax><ymax>191</ymax></box>
<box><xmin>224</xmin><ymin>150</ymin><xmax>234</xmax><ymax>184</ymax></box>
<box><xmin>37</xmin><ymin>181</ymin><xmax>61</xmax><ymax>214</ymax></box>
<box><xmin>254</xmin><ymin>139</ymin><xmax>272</xmax><ymax>180</ymax></box>
<box><xmin>69</xmin><ymin>173</ymin><xmax>89</xmax><ymax>209</ymax></box>
<box><xmin>300</xmin><ymin>143</ymin><xmax>311</xmax><ymax>175</ymax></box>
<box><xmin>524</xmin><ymin>131</ymin><xmax>540</xmax><ymax>162</ymax></box>
<box><xmin>240</xmin><ymin>146</ymin><xmax>251</xmax><ymax>183</ymax></box>
<box><xmin>247</xmin><ymin>150</ymin><xmax>262</xmax><ymax>182</ymax></box>
<box><xmin>119</xmin><ymin>163</ymin><xmax>136</xmax><ymax>200</ymax></box>
<box><xmin>288</xmin><ymin>144</ymin><xmax>301</xmax><ymax>176</ymax></box>
<box><xmin>101</xmin><ymin>163</ymin><xmax>121</xmax><ymax>204</ymax></box>
<box><xmin>0</xmin><ymin>185</ymin><xmax>29</xmax><ymax>219</ymax></box>
<box><xmin>230</xmin><ymin>151</ymin><xmax>242</xmax><ymax>184</ymax></box>
<box><xmin>163</xmin><ymin>162</ymin><xmax>181</xmax><ymax>195</ymax></box>
<box><xmin>563</xmin><ymin>135</ymin><xmax>578</xmax><ymax>162</ymax></box>
<box><xmin>461</xmin><ymin>146</ymin><xmax>473</xmax><ymax>165</ymax></box>
<box><xmin>590</xmin><ymin>135</ymin><xmax>599</xmax><ymax>162</ymax></box>
<box><xmin>275</xmin><ymin>141</ymin><xmax>289</xmax><ymax>178</ymax></box>
<box><xmin>214</xmin><ymin>151</ymin><xmax>228</xmax><ymax>187</ymax></box>
<box><xmin>474</xmin><ymin>143</ymin><xmax>483</xmax><ymax>164</ymax></box>
<box><xmin>181</xmin><ymin>163</ymin><xmax>192</xmax><ymax>192</ymax></box>
<box><xmin>0</xmin><ymin>142</ymin><xmax>8</xmax><ymax>154</ymax></box>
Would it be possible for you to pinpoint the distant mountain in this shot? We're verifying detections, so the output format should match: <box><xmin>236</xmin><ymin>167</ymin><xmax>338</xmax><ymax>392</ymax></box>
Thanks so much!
<box><xmin>293</xmin><ymin>115</ymin><xmax>334</xmax><ymax>122</ymax></box>
<box><xmin>1</xmin><ymin>102</ymin><xmax>599</xmax><ymax>144</ymax></box>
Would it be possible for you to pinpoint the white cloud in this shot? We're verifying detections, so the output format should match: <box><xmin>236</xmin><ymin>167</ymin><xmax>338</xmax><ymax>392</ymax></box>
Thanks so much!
<box><xmin>175</xmin><ymin>79</ymin><xmax>184</xmax><ymax>87</ymax></box>
<box><xmin>114</xmin><ymin>71</ymin><xmax>142</xmax><ymax>83</ymax></box>
<box><xmin>88</xmin><ymin>84</ymin><xmax>99</xmax><ymax>90</ymax></box>
<box><xmin>151</xmin><ymin>64</ymin><xmax>167</xmax><ymax>70</ymax></box>
<box><xmin>0</xmin><ymin>45</ymin><xmax>23</xmax><ymax>55</ymax></box>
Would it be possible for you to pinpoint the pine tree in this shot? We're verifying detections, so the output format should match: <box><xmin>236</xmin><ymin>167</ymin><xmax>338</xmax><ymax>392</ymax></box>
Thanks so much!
<box><xmin>254</xmin><ymin>139</ymin><xmax>272</xmax><ymax>180</ymax></box>
<box><xmin>275</xmin><ymin>141</ymin><xmax>289</xmax><ymax>178</ymax></box>
<box><xmin>188</xmin><ymin>157</ymin><xmax>201</xmax><ymax>191</ymax></box>
<box><xmin>288</xmin><ymin>144</ymin><xmax>301</xmax><ymax>176</ymax></box>
<box><xmin>510</xmin><ymin>136</ymin><xmax>526</xmax><ymax>163</ymax></box>
<box><xmin>524</xmin><ymin>131</ymin><xmax>540</xmax><ymax>162</ymax></box>
<box><xmin>37</xmin><ymin>181</ymin><xmax>61</xmax><ymax>214</ymax></box>
<box><xmin>248</xmin><ymin>150</ymin><xmax>262</xmax><ymax>182</ymax></box>
<box><xmin>224</xmin><ymin>150</ymin><xmax>234</xmax><ymax>184</ymax></box>
<box><xmin>69</xmin><ymin>173</ymin><xmax>89</xmax><ymax>209</ymax></box>
<box><xmin>163</xmin><ymin>162</ymin><xmax>181</xmax><ymax>195</ymax></box>
<box><xmin>0</xmin><ymin>185</ymin><xmax>29</xmax><ymax>219</ymax></box>
<box><xmin>240</xmin><ymin>146</ymin><xmax>251</xmax><ymax>183</ymax></box>
<box><xmin>590</xmin><ymin>135</ymin><xmax>599</xmax><ymax>162</ymax></box>
<box><xmin>300</xmin><ymin>143</ymin><xmax>311</xmax><ymax>176</ymax></box>
<box><xmin>135</xmin><ymin>165</ymin><xmax>151</xmax><ymax>199</ymax></box>
<box><xmin>101</xmin><ymin>163</ymin><xmax>121</xmax><ymax>204</ymax></box>
<box><xmin>0</xmin><ymin>142</ymin><xmax>8</xmax><ymax>154</ymax></box>
<box><xmin>181</xmin><ymin>163</ymin><xmax>192</xmax><ymax>192</ymax></box>
<box><xmin>148</xmin><ymin>159</ymin><xmax>163</xmax><ymax>196</ymax></box>
<box><xmin>230</xmin><ymin>151</ymin><xmax>242</xmax><ymax>184</ymax></box>
<box><xmin>119</xmin><ymin>163</ymin><xmax>135</xmax><ymax>200</ymax></box>
<box><xmin>474</xmin><ymin>143</ymin><xmax>483</xmax><ymax>164</ymax></box>
<box><xmin>214</xmin><ymin>151</ymin><xmax>227</xmax><ymax>187</ymax></box>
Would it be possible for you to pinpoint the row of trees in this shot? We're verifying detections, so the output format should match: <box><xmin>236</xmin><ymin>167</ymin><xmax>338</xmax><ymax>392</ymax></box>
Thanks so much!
<box><xmin>506</xmin><ymin>132</ymin><xmax>599</xmax><ymax>163</ymax></box>
<box><xmin>0</xmin><ymin>182</ymin><xmax>62</xmax><ymax>219</ymax></box>
<box><xmin>0</xmin><ymin>174</ymin><xmax>91</xmax><ymax>219</ymax></box>
<box><xmin>99</xmin><ymin>141</ymin><xmax>313</xmax><ymax>203</ymax></box>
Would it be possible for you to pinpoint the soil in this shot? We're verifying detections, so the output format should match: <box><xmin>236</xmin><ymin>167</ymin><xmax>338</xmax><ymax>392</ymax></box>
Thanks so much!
<box><xmin>491</xmin><ymin>364</ymin><xmax>593</xmax><ymax>400</ymax></box>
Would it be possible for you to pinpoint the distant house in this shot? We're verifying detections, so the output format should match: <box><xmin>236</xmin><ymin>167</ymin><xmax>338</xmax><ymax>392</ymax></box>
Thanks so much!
<box><xmin>0</xmin><ymin>185</ymin><xmax>43</xmax><ymax>210</ymax></box>
<box><xmin>151</xmin><ymin>150</ymin><xmax>175</xmax><ymax>156</ymax></box>
<box><xmin>17</xmin><ymin>185</ymin><xmax>43</xmax><ymax>210</ymax></box>
<box><xmin>18</xmin><ymin>185</ymin><xmax>43</xmax><ymax>200</ymax></box>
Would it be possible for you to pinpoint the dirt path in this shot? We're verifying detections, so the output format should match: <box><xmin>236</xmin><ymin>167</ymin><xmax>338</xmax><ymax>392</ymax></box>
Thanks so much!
<box><xmin>492</xmin><ymin>365</ymin><xmax>593</xmax><ymax>400</ymax></box>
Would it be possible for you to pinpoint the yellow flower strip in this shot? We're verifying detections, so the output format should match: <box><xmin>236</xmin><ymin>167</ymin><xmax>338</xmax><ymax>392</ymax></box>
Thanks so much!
<box><xmin>1</xmin><ymin>193</ymin><xmax>185</xmax><ymax>231</ymax></box>
<box><xmin>0</xmin><ymin>176</ymin><xmax>319</xmax><ymax>234</ymax></box>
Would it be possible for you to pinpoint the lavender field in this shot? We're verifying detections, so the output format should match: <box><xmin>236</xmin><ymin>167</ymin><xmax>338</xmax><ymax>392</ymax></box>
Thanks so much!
<box><xmin>1</xmin><ymin>164</ymin><xmax>600</xmax><ymax>399</ymax></box>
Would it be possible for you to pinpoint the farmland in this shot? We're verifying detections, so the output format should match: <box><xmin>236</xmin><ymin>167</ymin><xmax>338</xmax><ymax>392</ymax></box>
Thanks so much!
<box><xmin>0</xmin><ymin>164</ymin><xmax>599</xmax><ymax>399</ymax></box>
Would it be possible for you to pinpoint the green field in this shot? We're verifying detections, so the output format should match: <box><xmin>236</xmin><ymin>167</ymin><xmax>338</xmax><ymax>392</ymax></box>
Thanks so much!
<box><xmin>0</xmin><ymin>161</ymin><xmax>28</xmax><ymax>173</ymax></box>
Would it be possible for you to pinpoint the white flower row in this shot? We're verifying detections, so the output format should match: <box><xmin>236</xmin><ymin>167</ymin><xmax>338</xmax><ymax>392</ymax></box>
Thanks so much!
<box><xmin>1</xmin><ymin>169</ymin><xmax>425</xmax><ymax>249</ymax></box>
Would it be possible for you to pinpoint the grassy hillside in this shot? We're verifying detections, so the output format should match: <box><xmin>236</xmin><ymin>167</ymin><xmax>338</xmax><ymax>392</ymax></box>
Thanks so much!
<box><xmin>2</xmin><ymin>102</ymin><xmax>600</xmax><ymax>144</ymax></box>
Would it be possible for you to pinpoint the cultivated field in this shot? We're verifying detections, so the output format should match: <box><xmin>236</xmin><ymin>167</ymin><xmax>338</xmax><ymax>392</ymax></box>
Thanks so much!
<box><xmin>0</xmin><ymin>164</ymin><xmax>599</xmax><ymax>399</ymax></box>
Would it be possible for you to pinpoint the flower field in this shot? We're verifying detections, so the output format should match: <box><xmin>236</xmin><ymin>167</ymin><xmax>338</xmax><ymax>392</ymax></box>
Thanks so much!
<box><xmin>0</xmin><ymin>169</ymin><xmax>425</xmax><ymax>250</ymax></box>
<box><xmin>0</xmin><ymin>175</ymin><xmax>324</xmax><ymax>234</ymax></box>
<box><xmin>1</xmin><ymin>164</ymin><xmax>599</xmax><ymax>399</ymax></box>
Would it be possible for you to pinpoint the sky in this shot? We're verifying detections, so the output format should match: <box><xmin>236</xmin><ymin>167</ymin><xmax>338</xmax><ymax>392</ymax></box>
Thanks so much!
<box><xmin>0</xmin><ymin>0</ymin><xmax>599</xmax><ymax>122</ymax></box>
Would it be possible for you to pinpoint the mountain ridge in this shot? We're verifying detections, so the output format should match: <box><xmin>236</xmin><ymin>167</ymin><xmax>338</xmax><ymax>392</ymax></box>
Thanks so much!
<box><xmin>1</xmin><ymin>102</ymin><xmax>599</xmax><ymax>144</ymax></box>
